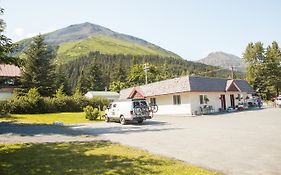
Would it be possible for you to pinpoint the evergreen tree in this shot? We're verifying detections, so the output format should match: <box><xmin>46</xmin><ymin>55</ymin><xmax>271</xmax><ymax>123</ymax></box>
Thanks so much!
<box><xmin>0</xmin><ymin>8</ymin><xmax>16</xmax><ymax>64</ymax></box>
<box><xmin>20</xmin><ymin>34</ymin><xmax>55</xmax><ymax>96</ymax></box>
<box><xmin>86</xmin><ymin>60</ymin><xmax>106</xmax><ymax>91</ymax></box>
<box><xmin>76</xmin><ymin>67</ymin><xmax>90</xmax><ymax>94</ymax></box>
<box><xmin>112</xmin><ymin>60</ymin><xmax>127</xmax><ymax>82</ymax></box>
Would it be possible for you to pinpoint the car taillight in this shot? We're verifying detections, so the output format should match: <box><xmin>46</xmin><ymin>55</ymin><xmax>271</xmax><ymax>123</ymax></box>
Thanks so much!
<box><xmin>130</xmin><ymin>110</ymin><xmax>133</xmax><ymax>115</ymax></box>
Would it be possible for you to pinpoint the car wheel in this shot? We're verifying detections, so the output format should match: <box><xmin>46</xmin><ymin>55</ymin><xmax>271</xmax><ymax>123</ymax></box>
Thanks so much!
<box><xmin>120</xmin><ymin>116</ymin><xmax>126</xmax><ymax>125</ymax></box>
<box><xmin>105</xmin><ymin>115</ymin><xmax>110</xmax><ymax>122</ymax></box>
<box><xmin>138</xmin><ymin>119</ymin><xmax>143</xmax><ymax>124</ymax></box>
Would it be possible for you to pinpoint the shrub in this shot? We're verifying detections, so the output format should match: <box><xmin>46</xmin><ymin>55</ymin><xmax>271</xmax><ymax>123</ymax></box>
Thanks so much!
<box><xmin>7</xmin><ymin>88</ymin><xmax>109</xmax><ymax>114</ymax></box>
<box><xmin>0</xmin><ymin>100</ymin><xmax>11</xmax><ymax>116</ymax></box>
<box><xmin>83</xmin><ymin>105</ymin><xmax>99</xmax><ymax>120</ymax></box>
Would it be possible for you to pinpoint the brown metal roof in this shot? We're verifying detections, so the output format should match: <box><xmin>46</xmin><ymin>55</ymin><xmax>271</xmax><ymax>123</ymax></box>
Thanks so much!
<box><xmin>0</xmin><ymin>64</ymin><xmax>21</xmax><ymax>77</ymax></box>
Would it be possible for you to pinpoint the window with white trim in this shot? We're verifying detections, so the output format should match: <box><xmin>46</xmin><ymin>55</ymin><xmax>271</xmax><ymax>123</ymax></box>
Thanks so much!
<box><xmin>150</xmin><ymin>98</ymin><xmax>156</xmax><ymax>105</ymax></box>
<box><xmin>199</xmin><ymin>95</ymin><xmax>208</xmax><ymax>104</ymax></box>
<box><xmin>173</xmin><ymin>95</ymin><xmax>181</xmax><ymax>105</ymax></box>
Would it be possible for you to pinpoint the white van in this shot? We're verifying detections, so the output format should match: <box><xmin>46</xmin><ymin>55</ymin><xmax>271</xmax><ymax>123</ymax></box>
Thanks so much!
<box><xmin>105</xmin><ymin>99</ymin><xmax>153</xmax><ymax>124</ymax></box>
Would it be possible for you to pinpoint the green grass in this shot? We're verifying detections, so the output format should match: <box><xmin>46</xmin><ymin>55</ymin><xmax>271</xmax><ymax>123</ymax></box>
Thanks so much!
<box><xmin>55</xmin><ymin>35</ymin><xmax>180</xmax><ymax>64</ymax></box>
<box><xmin>0</xmin><ymin>141</ymin><xmax>220</xmax><ymax>175</ymax></box>
<box><xmin>0</xmin><ymin>112</ymin><xmax>102</xmax><ymax>124</ymax></box>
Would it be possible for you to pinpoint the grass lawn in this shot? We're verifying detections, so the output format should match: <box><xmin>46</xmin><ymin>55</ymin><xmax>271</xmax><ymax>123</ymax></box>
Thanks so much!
<box><xmin>0</xmin><ymin>112</ymin><xmax>102</xmax><ymax>124</ymax></box>
<box><xmin>0</xmin><ymin>141</ymin><xmax>219</xmax><ymax>175</ymax></box>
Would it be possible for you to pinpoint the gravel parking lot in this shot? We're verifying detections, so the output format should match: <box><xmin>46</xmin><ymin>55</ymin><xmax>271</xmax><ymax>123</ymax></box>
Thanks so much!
<box><xmin>1</xmin><ymin>108</ymin><xmax>281</xmax><ymax>175</ymax></box>
<box><xmin>72</xmin><ymin>108</ymin><xmax>281</xmax><ymax>175</ymax></box>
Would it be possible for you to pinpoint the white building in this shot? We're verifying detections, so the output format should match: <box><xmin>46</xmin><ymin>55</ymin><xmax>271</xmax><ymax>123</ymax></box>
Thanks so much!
<box><xmin>0</xmin><ymin>64</ymin><xmax>21</xmax><ymax>100</ymax></box>
<box><xmin>119</xmin><ymin>76</ymin><xmax>254</xmax><ymax>116</ymax></box>
<box><xmin>85</xmin><ymin>91</ymin><xmax>119</xmax><ymax>101</ymax></box>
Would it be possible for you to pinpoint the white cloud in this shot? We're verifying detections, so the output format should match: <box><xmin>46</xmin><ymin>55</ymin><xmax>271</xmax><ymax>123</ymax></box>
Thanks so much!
<box><xmin>14</xmin><ymin>28</ymin><xmax>24</xmax><ymax>37</ymax></box>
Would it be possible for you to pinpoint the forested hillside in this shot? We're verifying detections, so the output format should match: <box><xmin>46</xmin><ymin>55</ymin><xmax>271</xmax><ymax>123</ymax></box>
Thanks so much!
<box><xmin>58</xmin><ymin>51</ymin><xmax>245</xmax><ymax>93</ymax></box>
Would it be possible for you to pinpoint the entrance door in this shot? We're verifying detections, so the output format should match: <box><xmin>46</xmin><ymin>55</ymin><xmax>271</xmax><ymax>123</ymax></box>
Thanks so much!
<box><xmin>230</xmin><ymin>94</ymin><xmax>235</xmax><ymax>109</ymax></box>
<box><xmin>220</xmin><ymin>95</ymin><xmax>226</xmax><ymax>110</ymax></box>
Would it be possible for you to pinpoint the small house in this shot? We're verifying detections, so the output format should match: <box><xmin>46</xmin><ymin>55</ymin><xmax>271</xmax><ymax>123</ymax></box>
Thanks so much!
<box><xmin>0</xmin><ymin>64</ymin><xmax>21</xmax><ymax>100</ymax></box>
<box><xmin>119</xmin><ymin>76</ymin><xmax>254</xmax><ymax>116</ymax></box>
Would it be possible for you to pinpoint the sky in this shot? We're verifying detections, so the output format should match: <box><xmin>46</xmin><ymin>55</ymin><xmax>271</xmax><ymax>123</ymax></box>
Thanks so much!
<box><xmin>1</xmin><ymin>0</ymin><xmax>281</xmax><ymax>60</ymax></box>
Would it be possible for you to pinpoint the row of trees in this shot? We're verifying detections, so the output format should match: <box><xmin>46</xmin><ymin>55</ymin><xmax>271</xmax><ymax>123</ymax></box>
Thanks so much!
<box><xmin>243</xmin><ymin>41</ymin><xmax>281</xmax><ymax>99</ymax></box>
<box><xmin>60</xmin><ymin>51</ymin><xmax>244</xmax><ymax>94</ymax></box>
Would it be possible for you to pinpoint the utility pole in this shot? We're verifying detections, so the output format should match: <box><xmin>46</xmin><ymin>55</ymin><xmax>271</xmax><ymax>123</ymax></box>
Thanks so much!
<box><xmin>144</xmin><ymin>63</ymin><xmax>149</xmax><ymax>84</ymax></box>
<box><xmin>231</xmin><ymin>66</ymin><xmax>234</xmax><ymax>79</ymax></box>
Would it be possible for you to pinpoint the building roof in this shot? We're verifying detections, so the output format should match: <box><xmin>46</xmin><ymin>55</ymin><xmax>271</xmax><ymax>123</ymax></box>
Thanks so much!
<box><xmin>85</xmin><ymin>91</ymin><xmax>119</xmax><ymax>100</ymax></box>
<box><xmin>119</xmin><ymin>76</ymin><xmax>254</xmax><ymax>99</ymax></box>
<box><xmin>0</xmin><ymin>64</ymin><xmax>21</xmax><ymax>77</ymax></box>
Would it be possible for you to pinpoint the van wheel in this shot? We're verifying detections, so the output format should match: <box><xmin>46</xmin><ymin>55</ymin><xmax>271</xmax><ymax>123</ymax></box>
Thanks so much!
<box><xmin>120</xmin><ymin>116</ymin><xmax>126</xmax><ymax>125</ymax></box>
<box><xmin>105</xmin><ymin>115</ymin><xmax>110</xmax><ymax>122</ymax></box>
<box><xmin>138</xmin><ymin>119</ymin><xmax>143</xmax><ymax>124</ymax></box>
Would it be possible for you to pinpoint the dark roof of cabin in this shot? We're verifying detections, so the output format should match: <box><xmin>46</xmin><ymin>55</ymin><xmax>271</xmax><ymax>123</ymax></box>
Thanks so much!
<box><xmin>119</xmin><ymin>76</ymin><xmax>254</xmax><ymax>99</ymax></box>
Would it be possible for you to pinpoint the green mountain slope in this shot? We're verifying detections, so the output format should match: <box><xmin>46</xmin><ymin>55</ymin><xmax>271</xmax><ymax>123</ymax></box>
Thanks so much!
<box><xmin>15</xmin><ymin>22</ymin><xmax>181</xmax><ymax>64</ymax></box>
<box><xmin>55</xmin><ymin>35</ymin><xmax>180</xmax><ymax>64</ymax></box>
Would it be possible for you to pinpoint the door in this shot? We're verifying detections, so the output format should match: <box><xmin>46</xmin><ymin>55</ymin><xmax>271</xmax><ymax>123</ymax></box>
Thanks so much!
<box><xmin>220</xmin><ymin>94</ymin><xmax>226</xmax><ymax>110</ymax></box>
<box><xmin>230</xmin><ymin>94</ymin><xmax>235</xmax><ymax>109</ymax></box>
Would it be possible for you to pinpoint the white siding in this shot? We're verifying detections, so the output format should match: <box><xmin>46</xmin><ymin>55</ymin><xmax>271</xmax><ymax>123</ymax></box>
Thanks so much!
<box><xmin>147</xmin><ymin>92</ymin><xmax>192</xmax><ymax>116</ymax></box>
<box><xmin>0</xmin><ymin>92</ymin><xmax>12</xmax><ymax>100</ymax></box>
<box><xmin>189</xmin><ymin>92</ymin><xmax>249</xmax><ymax>114</ymax></box>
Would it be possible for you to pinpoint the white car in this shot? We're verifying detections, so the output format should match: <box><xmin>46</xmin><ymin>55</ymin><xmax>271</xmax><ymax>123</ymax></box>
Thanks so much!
<box><xmin>275</xmin><ymin>96</ymin><xmax>281</xmax><ymax>107</ymax></box>
<box><xmin>105</xmin><ymin>99</ymin><xmax>153</xmax><ymax>125</ymax></box>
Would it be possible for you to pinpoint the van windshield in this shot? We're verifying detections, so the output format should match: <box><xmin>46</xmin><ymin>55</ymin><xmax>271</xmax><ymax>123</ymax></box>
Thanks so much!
<box><xmin>133</xmin><ymin>101</ymin><xmax>148</xmax><ymax>108</ymax></box>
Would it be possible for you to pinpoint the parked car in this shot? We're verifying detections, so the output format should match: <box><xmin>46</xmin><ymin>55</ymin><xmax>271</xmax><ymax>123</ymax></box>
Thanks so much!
<box><xmin>105</xmin><ymin>99</ymin><xmax>154</xmax><ymax>125</ymax></box>
<box><xmin>247</xmin><ymin>97</ymin><xmax>258</xmax><ymax>107</ymax></box>
<box><xmin>275</xmin><ymin>96</ymin><xmax>281</xmax><ymax>108</ymax></box>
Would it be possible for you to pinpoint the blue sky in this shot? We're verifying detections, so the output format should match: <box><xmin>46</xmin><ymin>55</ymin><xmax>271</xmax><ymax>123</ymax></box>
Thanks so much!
<box><xmin>1</xmin><ymin>0</ymin><xmax>281</xmax><ymax>60</ymax></box>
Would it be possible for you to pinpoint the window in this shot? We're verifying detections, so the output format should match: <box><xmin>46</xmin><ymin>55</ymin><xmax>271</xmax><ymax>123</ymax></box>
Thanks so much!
<box><xmin>150</xmin><ymin>98</ymin><xmax>156</xmax><ymax>105</ymax></box>
<box><xmin>199</xmin><ymin>95</ymin><xmax>208</xmax><ymax>104</ymax></box>
<box><xmin>173</xmin><ymin>95</ymin><xmax>181</xmax><ymax>105</ymax></box>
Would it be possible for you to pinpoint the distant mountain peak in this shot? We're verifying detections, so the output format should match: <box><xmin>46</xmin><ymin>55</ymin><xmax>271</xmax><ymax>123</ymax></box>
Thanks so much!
<box><xmin>198</xmin><ymin>51</ymin><xmax>246</xmax><ymax>72</ymax></box>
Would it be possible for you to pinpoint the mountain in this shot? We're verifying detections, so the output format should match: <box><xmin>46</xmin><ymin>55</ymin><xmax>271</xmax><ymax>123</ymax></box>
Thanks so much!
<box><xmin>198</xmin><ymin>52</ymin><xmax>246</xmax><ymax>72</ymax></box>
<box><xmin>16</xmin><ymin>22</ymin><xmax>181</xmax><ymax>63</ymax></box>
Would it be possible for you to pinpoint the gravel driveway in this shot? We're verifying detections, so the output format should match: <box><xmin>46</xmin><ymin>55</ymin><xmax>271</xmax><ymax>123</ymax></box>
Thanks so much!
<box><xmin>1</xmin><ymin>108</ymin><xmax>281</xmax><ymax>175</ymax></box>
<box><xmin>71</xmin><ymin>108</ymin><xmax>281</xmax><ymax>175</ymax></box>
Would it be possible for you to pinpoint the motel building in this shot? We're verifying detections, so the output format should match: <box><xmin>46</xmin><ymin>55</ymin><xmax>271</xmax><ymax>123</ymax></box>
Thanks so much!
<box><xmin>119</xmin><ymin>76</ymin><xmax>254</xmax><ymax>116</ymax></box>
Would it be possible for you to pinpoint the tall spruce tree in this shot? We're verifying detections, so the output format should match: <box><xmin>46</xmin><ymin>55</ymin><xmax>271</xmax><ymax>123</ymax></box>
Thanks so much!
<box><xmin>87</xmin><ymin>60</ymin><xmax>106</xmax><ymax>91</ymax></box>
<box><xmin>0</xmin><ymin>8</ymin><xmax>16</xmax><ymax>64</ymax></box>
<box><xmin>20</xmin><ymin>34</ymin><xmax>55</xmax><ymax>96</ymax></box>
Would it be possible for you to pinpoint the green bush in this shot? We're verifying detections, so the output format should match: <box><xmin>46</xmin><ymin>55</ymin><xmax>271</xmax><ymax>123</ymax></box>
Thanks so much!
<box><xmin>83</xmin><ymin>105</ymin><xmax>99</xmax><ymax>120</ymax></box>
<box><xmin>8</xmin><ymin>88</ymin><xmax>109</xmax><ymax>114</ymax></box>
<box><xmin>0</xmin><ymin>100</ymin><xmax>11</xmax><ymax>116</ymax></box>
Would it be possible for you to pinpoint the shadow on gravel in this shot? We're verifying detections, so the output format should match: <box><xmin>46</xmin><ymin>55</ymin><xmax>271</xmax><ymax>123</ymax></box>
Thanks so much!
<box><xmin>0</xmin><ymin>120</ymin><xmax>182</xmax><ymax>137</ymax></box>
<box><xmin>71</xmin><ymin>120</ymin><xmax>183</xmax><ymax>135</ymax></box>
<box><xmin>0</xmin><ymin>122</ymin><xmax>85</xmax><ymax>136</ymax></box>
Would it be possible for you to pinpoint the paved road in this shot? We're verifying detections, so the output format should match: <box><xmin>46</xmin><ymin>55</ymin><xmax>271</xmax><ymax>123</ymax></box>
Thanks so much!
<box><xmin>71</xmin><ymin>108</ymin><xmax>281</xmax><ymax>175</ymax></box>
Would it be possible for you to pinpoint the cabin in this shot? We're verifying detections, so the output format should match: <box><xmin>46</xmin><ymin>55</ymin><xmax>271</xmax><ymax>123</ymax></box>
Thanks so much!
<box><xmin>0</xmin><ymin>64</ymin><xmax>21</xmax><ymax>100</ymax></box>
<box><xmin>119</xmin><ymin>76</ymin><xmax>254</xmax><ymax>116</ymax></box>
